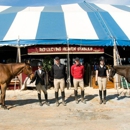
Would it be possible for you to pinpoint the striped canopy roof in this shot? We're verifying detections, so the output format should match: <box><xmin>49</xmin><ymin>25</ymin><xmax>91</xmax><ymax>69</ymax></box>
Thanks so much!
<box><xmin>0</xmin><ymin>1</ymin><xmax>130</xmax><ymax>46</ymax></box>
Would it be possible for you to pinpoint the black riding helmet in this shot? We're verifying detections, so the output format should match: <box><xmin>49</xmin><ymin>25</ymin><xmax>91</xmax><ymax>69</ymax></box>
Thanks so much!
<box><xmin>37</xmin><ymin>62</ymin><xmax>43</xmax><ymax>67</ymax></box>
<box><xmin>99</xmin><ymin>56</ymin><xmax>105</xmax><ymax>61</ymax></box>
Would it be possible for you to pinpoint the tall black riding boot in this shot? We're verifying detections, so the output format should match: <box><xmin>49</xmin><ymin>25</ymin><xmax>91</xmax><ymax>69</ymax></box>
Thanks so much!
<box><xmin>81</xmin><ymin>91</ymin><xmax>86</xmax><ymax>104</ymax></box>
<box><xmin>99</xmin><ymin>90</ymin><xmax>103</xmax><ymax>104</ymax></box>
<box><xmin>44</xmin><ymin>93</ymin><xmax>50</xmax><ymax>106</ymax></box>
<box><xmin>55</xmin><ymin>92</ymin><xmax>59</xmax><ymax>107</ymax></box>
<box><xmin>61</xmin><ymin>91</ymin><xmax>66</xmax><ymax>106</ymax></box>
<box><xmin>74</xmin><ymin>90</ymin><xmax>78</xmax><ymax>104</ymax></box>
<box><xmin>103</xmin><ymin>90</ymin><xmax>107</xmax><ymax>104</ymax></box>
<box><xmin>38</xmin><ymin>93</ymin><xmax>42</xmax><ymax>106</ymax></box>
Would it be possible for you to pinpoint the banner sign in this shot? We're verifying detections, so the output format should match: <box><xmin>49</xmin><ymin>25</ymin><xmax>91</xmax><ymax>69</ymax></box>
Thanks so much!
<box><xmin>28</xmin><ymin>46</ymin><xmax>104</xmax><ymax>54</ymax></box>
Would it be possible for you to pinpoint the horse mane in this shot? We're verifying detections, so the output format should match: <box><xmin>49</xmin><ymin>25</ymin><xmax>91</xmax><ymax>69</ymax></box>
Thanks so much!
<box><xmin>0</xmin><ymin>59</ymin><xmax>30</xmax><ymax>65</ymax></box>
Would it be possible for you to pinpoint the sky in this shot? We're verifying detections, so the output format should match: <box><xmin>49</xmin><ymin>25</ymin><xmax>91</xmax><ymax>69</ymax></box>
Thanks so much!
<box><xmin>0</xmin><ymin>0</ymin><xmax>130</xmax><ymax>6</ymax></box>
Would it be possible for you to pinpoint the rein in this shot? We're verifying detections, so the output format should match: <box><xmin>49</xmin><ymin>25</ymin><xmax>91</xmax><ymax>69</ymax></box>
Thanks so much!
<box><xmin>11</xmin><ymin>64</ymin><xmax>24</xmax><ymax>77</ymax></box>
<box><xmin>17</xmin><ymin>67</ymin><xmax>33</xmax><ymax>78</ymax></box>
<box><xmin>17</xmin><ymin>69</ymin><xmax>24</xmax><ymax>76</ymax></box>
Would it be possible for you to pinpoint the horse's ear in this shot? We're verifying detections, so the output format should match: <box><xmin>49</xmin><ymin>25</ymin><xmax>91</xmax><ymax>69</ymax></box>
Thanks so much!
<box><xmin>25</xmin><ymin>60</ymin><xmax>30</xmax><ymax>65</ymax></box>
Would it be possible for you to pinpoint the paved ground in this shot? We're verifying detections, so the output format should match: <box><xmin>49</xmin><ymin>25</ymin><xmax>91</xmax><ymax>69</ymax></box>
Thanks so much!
<box><xmin>0</xmin><ymin>87</ymin><xmax>130</xmax><ymax>130</ymax></box>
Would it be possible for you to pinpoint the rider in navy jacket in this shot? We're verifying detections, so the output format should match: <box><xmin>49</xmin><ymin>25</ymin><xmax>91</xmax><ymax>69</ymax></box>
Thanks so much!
<box><xmin>30</xmin><ymin>62</ymin><xmax>49</xmax><ymax>106</ymax></box>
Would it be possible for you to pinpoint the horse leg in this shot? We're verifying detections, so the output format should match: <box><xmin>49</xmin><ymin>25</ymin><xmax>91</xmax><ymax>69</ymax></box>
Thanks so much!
<box><xmin>1</xmin><ymin>84</ymin><xmax>8</xmax><ymax>110</ymax></box>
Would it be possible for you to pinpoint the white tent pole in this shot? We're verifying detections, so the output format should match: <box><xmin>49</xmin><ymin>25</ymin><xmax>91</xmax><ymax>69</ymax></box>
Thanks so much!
<box><xmin>17</xmin><ymin>36</ymin><xmax>21</xmax><ymax>63</ymax></box>
<box><xmin>67</xmin><ymin>36</ymin><xmax>71</xmax><ymax>89</ymax></box>
<box><xmin>17</xmin><ymin>48</ymin><xmax>21</xmax><ymax>62</ymax></box>
<box><xmin>113</xmin><ymin>39</ymin><xmax>118</xmax><ymax>90</ymax></box>
<box><xmin>17</xmin><ymin>36</ymin><xmax>22</xmax><ymax>88</ymax></box>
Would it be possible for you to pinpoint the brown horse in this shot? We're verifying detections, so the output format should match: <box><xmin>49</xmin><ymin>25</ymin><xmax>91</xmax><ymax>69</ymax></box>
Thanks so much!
<box><xmin>0</xmin><ymin>62</ymin><xmax>33</xmax><ymax>109</ymax></box>
<box><xmin>109</xmin><ymin>66</ymin><xmax>130</xmax><ymax>83</ymax></box>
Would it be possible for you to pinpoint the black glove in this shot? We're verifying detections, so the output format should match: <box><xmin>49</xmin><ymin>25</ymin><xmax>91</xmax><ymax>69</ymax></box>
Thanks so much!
<box><xmin>95</xmin><ymin>81</ymin><xmax>98</xmax><ymax>86</ymax></box>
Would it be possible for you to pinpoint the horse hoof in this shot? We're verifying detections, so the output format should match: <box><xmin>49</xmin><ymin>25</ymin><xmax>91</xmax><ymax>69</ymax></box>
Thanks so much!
<box><xmin>1</xmin><ymin>105</ymin><xmax>8</xmax><ymax>110</ymax></box>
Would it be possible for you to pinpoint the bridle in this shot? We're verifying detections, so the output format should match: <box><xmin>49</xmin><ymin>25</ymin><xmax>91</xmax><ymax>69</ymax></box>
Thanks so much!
<box><xmin>109</xmin><ymin>67</ymin><xmax>116</xmax><ymax>77</ymax></box>
<box><xmin>22</xmin><ymin>65</ymin><xmax>33</xmax><ymax>78</ymax></box>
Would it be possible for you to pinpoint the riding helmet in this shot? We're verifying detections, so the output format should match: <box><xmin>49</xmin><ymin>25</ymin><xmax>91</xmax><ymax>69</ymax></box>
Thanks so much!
<box><xmin>55</xmin><ymin>56</ymin><xmax>60</xmax><ymax>60</ymax></box>
<box><xmin>37</xmin><ymin>62</ymin><xmax>43</xmax><ymax>67</ymax></box>
<box><xmin>99</xmin><ymin>56</ymin><xmax>105</xmax><ymax>61</ymax></box>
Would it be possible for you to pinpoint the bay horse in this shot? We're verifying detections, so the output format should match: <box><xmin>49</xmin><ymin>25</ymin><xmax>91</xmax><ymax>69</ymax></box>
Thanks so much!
<box><xmin>109</xmin><ymin>66</ymin><xmax>130</xmax><ymax>83</ymax></box>
<box><xmin>0</xmin><ymin>62</ymin><xmax>34</xmax><ymax>109</ymax></box>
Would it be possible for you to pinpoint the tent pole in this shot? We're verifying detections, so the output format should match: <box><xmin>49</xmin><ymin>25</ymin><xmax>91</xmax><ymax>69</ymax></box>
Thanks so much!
<box><xmin>17</xmin><ymin>47</ymin><xmax>21</xmax><ymax>63</ymax></box>
<box><xmin>113</xmin><ymin>39</ymin><xmax>120</xmax><ymax>95</ymax></box>
<box><xmin>66</xmin><ymin>36</ymin><xmax>71</xmax><ymax>89</ymax></box>
<box><xmin>17</xmin><ymin>36</ymin><xmax>22</xmax><ymax>89</ymax></box>
<box><xmin>113</xmin><ymin>41</ymin><xmax>117</xmax><ymax>89</ymax></box>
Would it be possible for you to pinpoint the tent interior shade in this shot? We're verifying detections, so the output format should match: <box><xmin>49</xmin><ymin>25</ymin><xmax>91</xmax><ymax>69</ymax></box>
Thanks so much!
<box><xmin>0</xmin><ymin>2</ymin><xmax>130</xmax><ymax>46</ymax></box>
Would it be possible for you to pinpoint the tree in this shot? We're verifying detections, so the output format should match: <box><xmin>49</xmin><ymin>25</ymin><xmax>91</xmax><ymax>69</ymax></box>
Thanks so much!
<box><xmin>42</xmin><ymin>56</ymin><xmax>53</xmax><ymax>72</ymax></box>
<box><xmin>42</xmin><ymin>56</ymin><xmax>53</xmax><ymax>88</ymax></box>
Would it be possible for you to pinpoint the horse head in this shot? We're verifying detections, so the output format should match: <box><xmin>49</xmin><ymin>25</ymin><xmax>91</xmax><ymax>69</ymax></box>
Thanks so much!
<box><xmin>109</xmin><ymin>66</ymin><xmax>116</xmax><ymax>82</ymax></box>
<box><xmin>22</xmin><ymin>61</ymin><xmax>34</xmax><ymax>80</ymax></box>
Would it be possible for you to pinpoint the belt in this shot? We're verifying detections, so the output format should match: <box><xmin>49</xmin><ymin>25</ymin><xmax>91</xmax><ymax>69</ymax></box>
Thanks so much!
<box><xmin>54</xmin><ymin>78</ymin><xmax>64</xmax><ymax>80</ymax></box>
<box><xmin>98</xmin><ymin>76</ymin><xmax>107</xmax><ymax>78</ymax></box>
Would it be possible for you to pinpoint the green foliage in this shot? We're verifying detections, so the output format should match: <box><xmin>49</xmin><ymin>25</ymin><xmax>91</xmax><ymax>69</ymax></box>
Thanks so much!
<box><xmin>42</xmin><ymin>56</ymin><xmax>53</xmax><ymax>72</ymax></box>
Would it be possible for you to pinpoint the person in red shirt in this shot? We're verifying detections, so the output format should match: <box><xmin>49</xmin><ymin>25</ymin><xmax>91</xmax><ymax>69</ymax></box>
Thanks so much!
<box><xmin>71</xmin><ymin>57</ymin><xmax>86</xmax><ymax>104</ymax></box>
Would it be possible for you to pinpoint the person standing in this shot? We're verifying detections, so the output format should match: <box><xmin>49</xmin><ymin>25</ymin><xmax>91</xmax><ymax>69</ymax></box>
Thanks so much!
<box><xmin>95</xmin><ymin>56</ymin><xmax>109</xmax><ymax>104</ymax></box>
<box><xmin>30</xmin><ymin>62</ymin><xmax>50</xmax><ymax>106</ymax></box>
<box><xmin>51</xmin><ymin>57</ymin><xmax>66</xmax><ymax>107</ymax></box>
<box><xmin>71</xmin><ymin>57</ymin><xmax>86</xmax><ymax>104</ymax></box>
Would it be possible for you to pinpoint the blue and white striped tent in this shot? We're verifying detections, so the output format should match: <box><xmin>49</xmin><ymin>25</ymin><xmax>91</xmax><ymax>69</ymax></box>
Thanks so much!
<box><xmin>0</xmin><ymin>1</ymin><xmax>130</xmax><ymax>47</ymax></box>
